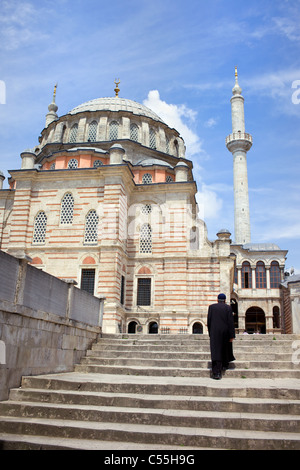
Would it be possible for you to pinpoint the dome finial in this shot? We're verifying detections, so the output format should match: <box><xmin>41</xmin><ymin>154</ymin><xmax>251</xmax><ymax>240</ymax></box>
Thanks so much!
<box><xmin>45</xmin><ymin>83</ymin><xmax>58</xmax><ymax>127</ymax></box>
<box><xmin>53</xmin><ymin>83</ymin><xmax>57</xmax><ymax>100</ymax></box>
<box><xmin>114</xmin><ymin>78</ymin><xmax>120</xmax><ymax>97</ymax></box>
<box><xmin>232</xmin><ymin>66</ymin><xmax>242</xmax><ymax>95</ymax></box>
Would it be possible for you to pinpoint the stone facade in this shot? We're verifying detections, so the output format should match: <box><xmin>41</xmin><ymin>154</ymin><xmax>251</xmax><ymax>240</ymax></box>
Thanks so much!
<box><xmin>0</xmin><ymin>76</ymin><xmax>295</xmax><ymax>334</ymax></box>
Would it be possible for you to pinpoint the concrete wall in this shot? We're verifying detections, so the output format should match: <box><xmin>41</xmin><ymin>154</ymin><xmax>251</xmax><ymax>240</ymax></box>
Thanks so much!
<box><xmin>0</xmin><ymin>250</ymin><xmax>103</xmax><ymax>401</ymax></box>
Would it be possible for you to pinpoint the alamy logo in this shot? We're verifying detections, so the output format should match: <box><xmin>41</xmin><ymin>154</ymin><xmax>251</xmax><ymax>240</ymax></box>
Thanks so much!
<box><xmin>291</xmin><ymin>80</ymin><xmax>300</xmax><ymax>104</ymax></box>
<box><xmin>0</xmin><ymin>340</ymin><xmax>5</xmax><ymax>364</ymax></box>
<box><xmin>0</xmin><ymin>80</ymin><xmax>6</xmax><ymax>105</ymax></box>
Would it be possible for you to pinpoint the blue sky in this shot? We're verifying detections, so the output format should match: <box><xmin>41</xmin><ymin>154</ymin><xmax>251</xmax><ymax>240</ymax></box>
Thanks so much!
<box><xmin>0</xmin><ymin>0</ymin><xmax>300</xmax><ymax>271</ymax></box>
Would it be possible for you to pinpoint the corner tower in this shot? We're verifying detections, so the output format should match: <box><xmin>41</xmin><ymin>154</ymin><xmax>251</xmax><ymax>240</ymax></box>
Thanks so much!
<box><xmin>226</xmin><ymin>67</ymin><xmax>252</xmax><ymax>245</ymax></box>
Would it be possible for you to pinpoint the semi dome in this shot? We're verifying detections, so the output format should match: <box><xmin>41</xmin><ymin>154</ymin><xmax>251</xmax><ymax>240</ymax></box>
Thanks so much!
<box><xmin>68</xmin><ymin>97</ymin><xmax>165</xmax><ymax>124</ymax></box>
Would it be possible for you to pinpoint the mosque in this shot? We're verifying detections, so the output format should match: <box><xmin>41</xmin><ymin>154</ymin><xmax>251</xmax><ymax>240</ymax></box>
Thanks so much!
<box><xmin>0</xmin><ymin>71</ymin><xmax>293</xmax><ymax>335</ymax></box>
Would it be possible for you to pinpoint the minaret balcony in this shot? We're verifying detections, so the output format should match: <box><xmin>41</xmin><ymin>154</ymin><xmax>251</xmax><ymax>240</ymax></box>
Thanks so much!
<box><xmin>226</xmin><ymin>131</ymin><xmax>252</xmax><ymax>152</ymax></box>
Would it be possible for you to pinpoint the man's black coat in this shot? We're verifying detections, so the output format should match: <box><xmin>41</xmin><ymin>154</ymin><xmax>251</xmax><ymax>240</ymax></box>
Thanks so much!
<box><xmin>207</xmin><ymin>301</ymin><xmax>235</xmax><ymax>363</ymax></box>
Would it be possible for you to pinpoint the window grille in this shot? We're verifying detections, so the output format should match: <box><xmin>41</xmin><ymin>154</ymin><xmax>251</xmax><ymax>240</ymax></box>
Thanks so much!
<box><xmin>93</xmin><ymin>159</ymin><xmax>103</xmax><ymax>168</ymax></box>
<box><xmin>80</xmin><ymin>269</ymin><xmax>95</xmax><ymax>295</ymax></box>
<box><xmin>130</xmin><ymin>123</ymin><xmax>139</xmax><ymax>142</ymax></box>
<box><xmin>109</xmin><ymin>121</ymin><xmax>119</xmax><ymax>140</ymax></box>
<box><xmin>256</xmin><ymin>261</ymin><xmax>266</xmax><ymax>288</ymax></box>
<box><xmin>140</xmin><ymin>223</ymin><xmax>152</xmax><ymax>253</ymax></box>
<box><xmin>84</xmin><ymin>209</ymin><xmax>99</xmax><ymax>244</ymax></box>
<box><xmin>149</xmin><ymin>128</ymin><xmax>156</xmax><ymax>149</ymax></box>
<box><xmin>33</xmin><ymin>211</ymin><xmax>47</xmax><ymax>244</ymax></box>
<box><xmin>142</xmin><ymin>173</ymin><xmax>152</xmax><ymax>184</ymax></box>
<box><xmin>242</xmin><ymin>261</ymin><xmax>252</xmax><ymax>288</ymax></box>
<box><xmin>88</xmin><ymin>121</ymin><xmax>97</xmax><ymax>142</ymax></box>
<box><xmin>142</xmin><ymin>204</ymin><xmax>152</xmax><ymax>215</ymax></box>
<box><xmin>137</xmin><ymin>278</ymin><xmax>151</xmax><ymax>306</ymax></box>
<box><xmin>270</xmin><ymin>261</ymin><xmax>281</xmax><ymax>288</ymax></box>
<box><xmin>67</xmin><ymin>158</ymin><xmax>78</xmax><ymax>169</ymax></box>
<box><xmin>69</xmin><ymin>124</ymin><xmax>78</xmax><ymax>143</ymax></box>
<box><xmin>60</xmin><ymin>192</ymin><xmax>74</xmax><ymax>224</ymax></box>
<box><xmin>166</xmin><ymin>175</ymin><xmax>173</xmax><ymax>183</ymax></box>
<box><xmin>50</xmin><ymin>162</ymin><xmax>56</xmax><ymax>170</ymax></box>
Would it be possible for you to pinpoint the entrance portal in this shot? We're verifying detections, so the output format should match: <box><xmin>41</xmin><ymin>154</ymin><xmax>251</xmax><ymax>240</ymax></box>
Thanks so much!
<box><xmin>128</xmin><ymin>321</ymin><xmax>138</xmax><ymax>334</ymax></box>
<box><xmin>149</xmin><ymin>321</ymin><xmax>158</xmax><ymax>334</ymax></box>
<box><xmin>245</xmin><ymin>307</ymin><xmax>266</xmax><ymax>334</ymax></box>
<box><xmin>192</xmin><ymin>322</ymin><xmax>203</xmax><ymax>334</ymax></box>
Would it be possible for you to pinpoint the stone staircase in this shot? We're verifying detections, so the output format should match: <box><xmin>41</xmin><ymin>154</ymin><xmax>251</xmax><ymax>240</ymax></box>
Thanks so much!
<box><xmin>0</xmin><ymin>334</ymin><xmax>300</xmax><ymax>450</ymax></box>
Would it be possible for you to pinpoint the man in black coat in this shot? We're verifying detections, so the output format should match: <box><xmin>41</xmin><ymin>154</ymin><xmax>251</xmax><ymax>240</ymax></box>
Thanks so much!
<box><xmin>207</xmin><ymin>293</ymin><xmax>235</xmax><ymax>379</ymax></box>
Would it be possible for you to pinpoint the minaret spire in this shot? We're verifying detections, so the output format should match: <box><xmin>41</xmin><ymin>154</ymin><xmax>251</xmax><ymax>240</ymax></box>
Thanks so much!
<box><xmin>45</xmin><ymin>83</ymin><xmax>58</xmax><ymax>127</ymax></box>
<box><xmin>226</xmin><ymin>68</ymin><xmax>252</xmax><ymax>245</ymax></box>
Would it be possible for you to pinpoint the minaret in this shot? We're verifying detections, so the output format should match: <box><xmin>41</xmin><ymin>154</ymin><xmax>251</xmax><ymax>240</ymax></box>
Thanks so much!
<box><xmin>226</xmin><ymin>67</ymin><xmax>252</xmax><ymax>245</ymax></box>
<box><xmin>45</xmin><ymin>84</ymin><xmax>58</xmax><ymax>127</ymax></box>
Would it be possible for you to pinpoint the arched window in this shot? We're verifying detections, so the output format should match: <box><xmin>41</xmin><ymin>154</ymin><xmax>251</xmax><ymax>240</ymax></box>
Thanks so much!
<box><xmin>130</xmin><ymin>123</ymin><xmax>139</xmax><ymax>142</ymax></box>
<box><xmin>84</xmin><ymin>209</ymin><xmax>99</xmax><ymax>244</ymax></box>
<box><xmin>67</xmin><ymin>158</ymin><xmax>78</xmax><ymax>169</ymax></box>
<box><xmin>273</xmin><ymin>306</ymin><xmax>280</xmax><ymax>329</ymax></box>
<box><xmin>50</xmin><ymin>162</ymin><xmax>56</xmax><ymax>170</ymax></box>
<box><xmin>88</xmin><ymin>121</ymin><xmax>97</xmax><ymax>142</ymax></box>
<box><xmin>140</xmin><ymin>223</ymin><xmax>152</xmax><ymax>253</ymax></box>
<box><xmin>142</xmin><ymin>173</ymin><xmax>152</xmax><ymax>184</ymax></box>
<box><xmin>270</xmin><ymin>261</ymin><xmax>281</xmax><ymax>288</ymax></box>
<box><xmin>33</xmin><ymin>211</ymin><xmax>47</xmax><ymax>244</ymax></box>
<box><xmin>149</xmin><ymin>128</ymin><xmax>156</xmax><ymax>149</ymax></box>
<box><xmin>69</xmin><ymin>124</ymin><xmax>78</xmax><ymax>143</ymax></box>
<box><xmin>60</xmin><ymin>193</ymin><xmax>74</xmax><ymax>224</ymax></box>
<box><xmin>109</xmin><ymin>121</ymin><xmax>119</xmax><ymax>140</ymax></box>
<box><xmin>242</xmin><ymin>261</ymin><xmax>252</xmax><ymax>288</ymax></box>
<box><xmin>256</xmin><ymin>261</ymin><xmax>266</xmax><ymax>288</ymax></box>
<box><xmin>93</xmin><ymin>160</ymin><xmax>103</xmax><ymax>168</ymax></box>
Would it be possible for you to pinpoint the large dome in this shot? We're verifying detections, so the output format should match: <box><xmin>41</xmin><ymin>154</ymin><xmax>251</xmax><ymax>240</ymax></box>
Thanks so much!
<box><xmin>68</xmin><ymin>97</ymin><xmax>165</xmax><ymax>124</ymax></box>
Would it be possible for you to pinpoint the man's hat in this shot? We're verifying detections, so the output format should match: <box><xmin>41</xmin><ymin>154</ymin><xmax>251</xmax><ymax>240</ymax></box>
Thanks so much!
<box><xmin>218</xmin><ymin>293</ymin><xmax>226</xmax><ymax>300</ymax></box>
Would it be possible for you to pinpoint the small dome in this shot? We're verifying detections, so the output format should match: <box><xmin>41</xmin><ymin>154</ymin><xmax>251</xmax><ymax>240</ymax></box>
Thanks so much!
<box><xmin>68</xmin><ymin>97</ymin><xmax>165</xmax><ymax>124</ymax></box>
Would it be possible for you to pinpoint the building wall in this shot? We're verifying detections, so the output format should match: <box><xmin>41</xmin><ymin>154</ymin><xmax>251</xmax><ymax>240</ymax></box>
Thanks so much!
<box><xmin>0</xmin><ymin>250</ymin><xmax>102</xmax><ymax>400</ymax></box>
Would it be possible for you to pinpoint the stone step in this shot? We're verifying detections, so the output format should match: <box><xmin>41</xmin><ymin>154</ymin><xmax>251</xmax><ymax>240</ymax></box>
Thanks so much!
<box><xmin>81</xmin><ymin>356</ymin><xmax>298</xmax><ymax>370</ymax></box>
<box><xmin>101</xmin><ymin>333</ymin><xmax>300</xmax><ymax>341</ymax></box>
<box><xmin>1</xmin><ymin>400</ymin><xmax>300</xmax><ymax>433</ymax></box>
<box><xmin>88</xmin><ymin>349</ymin><xmax>293</xmax><ymax>360</ymax></box>
<box><xmin>7</xmin><ymin>388</ymin><xmax>300</xmax><ymax>415</ymax></box>
<box><xmin>74</xmin><ymin>363</ymin><xmax>300</xmax><ymax>379</ymax></box>
<box><xmin>1</xmin><ymin>333</ymin><xmax>299</xmax><ymax>450</ymax></box>
<box><xmin>19</xmin><ymin>374</ymin><xmax>300</xmax><ymax>400</ymax></box>
<box><xmin>0</xmin><ymin>415</ymin><xmax>299</xmax><ymax>450</ymax></box>
<box><xmin>0</xmin><ymin>433</ymin><xmax>206</xmax><ymax>450</ymax></box>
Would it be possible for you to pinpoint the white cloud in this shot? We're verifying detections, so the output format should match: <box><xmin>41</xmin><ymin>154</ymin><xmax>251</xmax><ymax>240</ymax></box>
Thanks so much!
<box><xmin>195</xmin><ymin>185</ymin><xmax>223</xmax><ymax>221</ymax></box>
<box><xmin>143</xmin><ymin>90</ymin><xmax>203</xmax><ymax>157</ymax></box>
<box><xmin>273</xmin><ymin>15</ymin><xmax>300</xmax><ymax>42</ymax></box>
<box><xmin>204</xmin><ymin>117</ymin><xmax>218</xmax><ymax>128</ymax></box>
<box><xmin>0</xmin><ymin>1</ymin><xmax>49</xmax><ymax>50</ymax></box>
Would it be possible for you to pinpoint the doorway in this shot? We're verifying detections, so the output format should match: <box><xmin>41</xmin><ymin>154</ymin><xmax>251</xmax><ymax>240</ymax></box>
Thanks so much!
<box><xmin>245</xmin><ymin>307</ymin><xmax>266</xmax><ymax>334</ymax></box>
<box><xmin>128</xmin><ymin>321</ymin><xmax>138</xmax><ymax>334</ymax></box>
<box><xmin>149</xmin><ymin>321</ymin><xmax>158</xmax><ymax>334</ymax></box>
